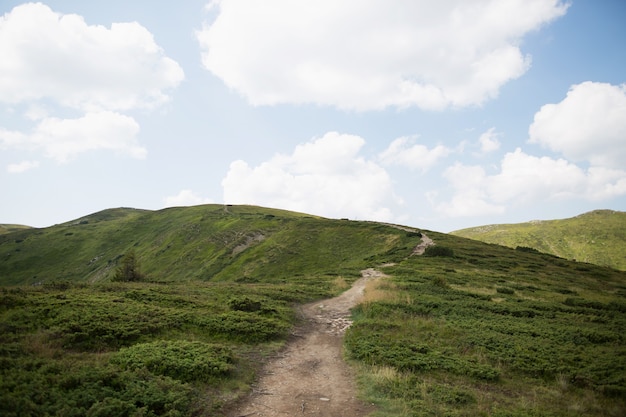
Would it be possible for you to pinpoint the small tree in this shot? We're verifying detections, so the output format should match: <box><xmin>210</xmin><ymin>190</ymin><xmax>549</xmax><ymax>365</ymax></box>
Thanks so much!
<box><xmin>113</xmin><ymin>250</ymin><xmax>144</xmax><ymax>282</ymax></box>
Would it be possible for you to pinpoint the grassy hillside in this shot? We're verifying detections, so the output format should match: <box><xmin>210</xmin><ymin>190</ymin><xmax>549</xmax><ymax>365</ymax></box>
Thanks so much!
<box><xmin>0</xmin><ymin>205</ymin><xmax>414</xmax><ymax>286</ymax></box>
<box><xmin>1</xmin><ymin>205</ymin><xmax>625</xmax><ymax>416</ymax></box>
<box><xmin>0</xmin><ymin>224</ymin><xmax>31</xmax><ymax>235</ymax></box>
<box><xmin>451</xmin><ymin>210</ymin><xmax>626</xmax><ymax>271</ymax></box>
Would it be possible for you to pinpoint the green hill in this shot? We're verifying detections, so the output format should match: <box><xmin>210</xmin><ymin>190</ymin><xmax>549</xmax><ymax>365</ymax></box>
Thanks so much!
<box><xmin>451</xmin><ymin>210</ymin><xmax>626</xmax><ymax>271</ymax></box>
<box><xmin>1</xmin><ymin>205</ymin><xmax>624</xmax><ymax>416</ymax></box>
<box><xmin>0</xmin><ymin>224</ymin><xmax>31</xmax><ymax>235</ymax></box>
<box><xmin>0</xmin><ymin>204</ymin><xmax>415</xmax><ymax>286</ymax></box>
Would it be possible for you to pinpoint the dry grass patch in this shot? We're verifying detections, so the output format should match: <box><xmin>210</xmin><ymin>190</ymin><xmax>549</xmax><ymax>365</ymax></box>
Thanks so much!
<box><xmin>361</xmin><ymin>279</ymin><xmax>397</xmax><ymax>305</ymax></box>
<box><xmin>331</xmin><ymin>276</ymin><xmax>350</xmax><ymax>292</ymax></box>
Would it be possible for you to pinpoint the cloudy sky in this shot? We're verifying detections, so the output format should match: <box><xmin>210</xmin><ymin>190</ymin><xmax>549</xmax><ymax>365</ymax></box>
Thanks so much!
<box><xmin>1</xmin><ymin>0</ymin><xmax>625</xmax><ymax>232</ymax></box>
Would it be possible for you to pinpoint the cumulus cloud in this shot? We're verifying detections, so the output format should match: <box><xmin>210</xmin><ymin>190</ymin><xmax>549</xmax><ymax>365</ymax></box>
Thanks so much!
<box><xmin>6</xmin><ymin>160</ymin><xmax>39</xmax><ymax>174</ymax></box>
<box><xmin>477</xmin><ymin>128</ymin><xmax>501</xmax><ymax>154</ymax></box>
<box><xmin>0</xmin><ymin>3</ymin><xmax>182</xmax><ymax>167</ymax></box>
<box><xmin>379</xmin><ymin>136</ymin><xmax>451</xmax><ymax>172</ymax></box>
<box><xmin>435</xmin><ymin>149</ymin><xmax>626</xmax><ymax>217</ymax></box>
<box><xmin>529</xmin><ymin>82</ymin><xmax>626</xmax><ymax>169</ymax></box>
<box><xmin>164</xmin><ymin>189</ymin><xmax>214</xmax><ymax>207</ymax></box>
<box><xmin>0</xmin><ymin>111</ymin><xmax>144</xmax><ymax>162</ymax></box>
<box><xmin>222</xmin><ymin>132</ymin><xmax>400</xmax><ymax>221</ymax></box>
<box><xmin>435</xmin><ymin>164</ymin><xmax>505</xmax><ymax>217</ymax></box>
<box><xmin>0</xmin><ymin>3</ymin><xmax>184</xmax><ymax>112</ymax></box>
<box><xmin>198</xmin><ymin>0</ymin><xmax>568</xmax><ymax>110</ymax></box>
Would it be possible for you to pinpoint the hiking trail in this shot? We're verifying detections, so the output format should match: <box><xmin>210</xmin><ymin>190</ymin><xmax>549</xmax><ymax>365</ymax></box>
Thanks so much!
<box><xmin>227</xmin><ymin>233</ymin><xmax>433</xmax><ymax>416</ymax></box>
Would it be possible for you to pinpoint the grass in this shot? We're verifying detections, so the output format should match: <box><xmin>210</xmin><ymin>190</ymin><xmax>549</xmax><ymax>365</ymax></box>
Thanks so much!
<box><xmin>451</xmin><ymin>209</ymin><xmax>626</xmax><ymax>271</ymax></box>
<box><xmin>0</xmin><ymin>205</ymin><xmax>417</xmax><ymax>286</ymax></box>
<box><xmin>1</xmin><ymin>205</ymin><xmax>625</xmax><ymax>416</ymax></box>
<box><xmin>346</xmin><ymin>231</ymin><xmax>626</xmax><ymax>416</ymax></box>
<box><xmin>0</xmin><ymin>224</ymin><xmax>31</xmax><ymax>235</ymax></box>
<box><xmin>0</xmin><ymin>279</ymin><xmax>340</xmax><ymax>416</ymax></box>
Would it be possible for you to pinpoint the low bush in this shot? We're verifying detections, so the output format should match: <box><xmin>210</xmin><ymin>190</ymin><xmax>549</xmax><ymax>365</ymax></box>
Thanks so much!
<box><xmin>423</xmin><ymin>245</ymin><xmax>455</xmax><ymax>257</ymax></box>
<box><xmin>112</xmin><ymin>340</ymin><xmax>234</xmax><ymax>383</ymax></box>
<box><xmin>229</xmin><ymin>296</ymin><xmax>262</xmax><ymax>312</ymax></box>
<box><xmin>496</xmin><ymin>286</ymin><xmax>515</xmax><ymax>294</ymax></box>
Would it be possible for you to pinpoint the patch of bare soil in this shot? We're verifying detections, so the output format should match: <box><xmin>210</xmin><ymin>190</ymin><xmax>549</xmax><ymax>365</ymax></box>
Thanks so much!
<box><xmin>227</xmin><ymin>268</ymin><xmax>387</xmax><ymax>417</ymax></box>
<box><xmin>412</xmin><ymin>233</ymin><xmax>434</xmax><ymax>255</ymax></box>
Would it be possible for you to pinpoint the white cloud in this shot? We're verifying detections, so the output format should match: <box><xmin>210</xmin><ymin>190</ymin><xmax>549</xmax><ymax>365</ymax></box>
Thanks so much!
<box><xmin>0</xmin><ymin>3</ymin><xmax>184</xmax><ymax>112</ymax></box>
<box><xmin>0</xmin><ymin>111</ymin><xmax>144</xmax><ymax>162</ymax></box>
<box><xmin>436</xmin><ymin>163</ymin><xmax>506</xmax><ymax>217</ymax></box>
<box><xmin>477</xmin><ymin>127</ymin><xmax>501</xmax><ymax>154</ymax></box>
<box><xmin>529</xmin><ymin>82</ymin><xmax>626</xmax><ymax>169</ymax></box>
<box><xmin>222</xmin><ymin>132</ymin><xmax>400</xmax><ymax>221</ymax></box>
<box><xmin>198</xmin><ymin>0</ymin><xmax>568</xmax><ymax>110</ymax></box>
<box><xmin>164</xmin><ymin>190</ymin><xmax>214</xmax><ymax>207</ymax></box>
<box><xmin>435</xmin><ymin>149</ymin><xmax>626</xmax><ymax>217</ymax></box>
<box><xmin>379</xmin><ymin>136</ymin><xmax>451</xmax><ymax>172</ymax></box>
<box><xmin>6</xmin><ymin>160</ymin><xmax>39</xmax><ymax>174</ymax></box>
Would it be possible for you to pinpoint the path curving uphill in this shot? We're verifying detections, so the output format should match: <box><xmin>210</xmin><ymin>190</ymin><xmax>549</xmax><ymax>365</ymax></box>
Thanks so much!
<box><xmin>228</xmin><ymin>232</ymin><xmax>433</xmax><ymax>416</ymax></box>
<box><xmin>228</xmin><ymin>269</ymin><xmax>386</xmax><ymax>417</ymax></box>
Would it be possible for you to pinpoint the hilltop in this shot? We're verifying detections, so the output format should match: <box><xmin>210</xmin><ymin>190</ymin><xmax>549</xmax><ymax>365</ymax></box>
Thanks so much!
<box><xmin>0</xmin><ymin>205</ymin><xmax>624</xmax><ymax>416</ymax></box>
<box><xmin>0</xmin><ymin>204</ymin><xmax>418</xmax><ymax>286</ymax></box>
<box><xmin>451</xmin><ymin>210</ymin><xmax>626</xmax><ymax>271</ymax></box>
<box><xmin>0</xmin><ymin>224</ymin><xmax>31</xmax><ymax>235</ymax></box>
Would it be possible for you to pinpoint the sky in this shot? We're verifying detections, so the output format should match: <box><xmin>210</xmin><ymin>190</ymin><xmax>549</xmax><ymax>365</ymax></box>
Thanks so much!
<box><xmin>1</xmin><ymin>0</ymin><xmax>625</xmax><ymax>233</ymax></box>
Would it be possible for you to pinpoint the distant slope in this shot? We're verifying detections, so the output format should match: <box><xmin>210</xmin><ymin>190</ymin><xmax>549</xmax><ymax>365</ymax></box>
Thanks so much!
<box><xmin>0</xmin><ymin>204</ymin><xmax>421</xmax><ymax>286</ymax></box>
<box><xmin>0</xmin><ymin>224</ymin><xmax>31</xmax><ymax>235</ymax></box>
<box><xmin>451</xmin><ymin>210</ymin><xmax>626</xmax><ymax>270</ymax></box>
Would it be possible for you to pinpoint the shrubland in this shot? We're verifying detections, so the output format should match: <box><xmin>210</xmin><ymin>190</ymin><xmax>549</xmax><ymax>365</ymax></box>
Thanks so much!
<box><xmin>347</xmin><ymin>232</ymin><xmax>625</xmax><ymax>416</ymax></box>
<box><xmin>0</xmin><ymin>205</ymin><xmax>624</xmax><ymax>416</ymax></box>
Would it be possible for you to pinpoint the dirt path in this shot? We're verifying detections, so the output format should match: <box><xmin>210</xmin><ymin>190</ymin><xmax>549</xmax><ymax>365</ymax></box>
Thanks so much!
<box><xmin>412</xmin><ymin>233</ymin><xmax>434</xmax><ymax>255</ymax></box>
<box><xmin>227</xmin><ymin>233</ymin><xmax>433</xmax><ymax>417</ymax></box>
<box><xmin>227</xmin><ymin>268</ymin><xmax>386</xmax><ymax>417</ymax></box>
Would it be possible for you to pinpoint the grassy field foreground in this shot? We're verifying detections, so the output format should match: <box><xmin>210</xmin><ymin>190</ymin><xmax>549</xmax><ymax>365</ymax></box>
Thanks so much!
<box><xmin>347</xmin><ymin>232</ymin><xmax>626</xmax><ymax>416</ymax></box>
<box><xmin>0</xmin><ymin>278</ymin><xmax>351</xmax><ymax>416</ymax></box>
<box><xmin>0</xmin><ymin>205</ymin><xmax>624</xmax><ymax>416</ymax></box>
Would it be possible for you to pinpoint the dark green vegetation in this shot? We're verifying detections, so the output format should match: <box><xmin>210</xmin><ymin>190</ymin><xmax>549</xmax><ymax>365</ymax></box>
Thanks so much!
<box><xmin>0</xmin><ymin>281</ymin><xmax>305</xmax><ymax>416</ymax></box>
<box><xmin>0</xmin><ymin>205</ymin><xmax>408</xmax><ymax>286</ymax></box>
<box><xmin>0</xmin><ymin>204</ymin><xmax>624</xmax><ymax>416</ymax></box>
<box><xmin>451</xmin><ymin>210</ymin><xmax>626</xmax><ymax>271</ymax></box>
<box><xmin>0</xmin><ymin>205</ymin><xmax>420</xmax><ymax>416</ymax></box>
<box><xmin>347</xmin><ymin>233</ymin><xmax>625</xmax><ymax>416</ymax></box>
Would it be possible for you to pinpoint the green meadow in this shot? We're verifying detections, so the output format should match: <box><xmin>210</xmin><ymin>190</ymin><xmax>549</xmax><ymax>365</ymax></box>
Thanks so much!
<box><xmin>451</xmin><ymin>210</ymin><xmax>626</xmax><ymax>271</ymax></box>
<box><xmin>0</xmin><ymin>205</ymin><xmax>624</xmax><ymax>416</ymax></box>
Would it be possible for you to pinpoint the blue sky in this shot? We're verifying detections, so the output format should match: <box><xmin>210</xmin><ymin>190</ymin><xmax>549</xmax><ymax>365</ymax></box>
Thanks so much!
<box><xmin>1</xmin><ymin>0</ymin><xmax>625</xmax><ymax>232</ymax></box>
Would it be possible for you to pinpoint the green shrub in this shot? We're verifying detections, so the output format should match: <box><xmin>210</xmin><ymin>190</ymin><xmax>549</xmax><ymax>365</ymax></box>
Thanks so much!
<box><xmin>112</xmin><ymin>340</ymin><xmax>234</xmax><ymax>383</ymax></box>
<box><xmin>427</xmin><ymin>384</ymin><xmax>476</xmax><ymax>405</ymax></box>
<box><xmin>423</xmin><ymin>245</ymin><xmax>455</xmax><ymax>257</ymax></box>
<box><xmin>516</xmin><ymin>246</ymin><xmax>540</xmax><ymax>253</ymax></box>
<box><xmin>433</xmin><ymin>276</ymin><xmax>449</xmax><ymax>289</ymax></box>
<box><xmin>229</xmin><ymin>296</ymin><xmax>262</xmax><ymax>312</ymax></box>
<box><xmin>199</xmin><ymin>311</ymin><xmax>289</xmax><ymax>343</ymax></box>
<box><xmin>0</xmin><ymin>363</ymin><xmax>193</xmax><ymax>417</ymax></box>
<box><xmin>496</xmin><ymin>286</ymin><xmax>515</xmax><ymax>295</ymax></box>
<box><xmin>112</xmin><ymin>251</ymin><xmax>144</xmax><ymax>282</ymax></box>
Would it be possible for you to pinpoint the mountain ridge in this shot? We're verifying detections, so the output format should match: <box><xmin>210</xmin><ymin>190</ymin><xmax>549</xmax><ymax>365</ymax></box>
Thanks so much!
<box><xmin>0</xmin><ymin>204</ymin><xmax>418</xmax><ymax>286</ymax></box>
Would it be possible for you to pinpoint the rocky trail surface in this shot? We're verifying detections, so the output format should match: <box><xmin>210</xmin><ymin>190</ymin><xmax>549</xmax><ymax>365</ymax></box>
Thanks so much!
<box><xmin>227</xmin><ymin>233</ymin><xmax>433</xmax><ymax>417</ymax></box>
